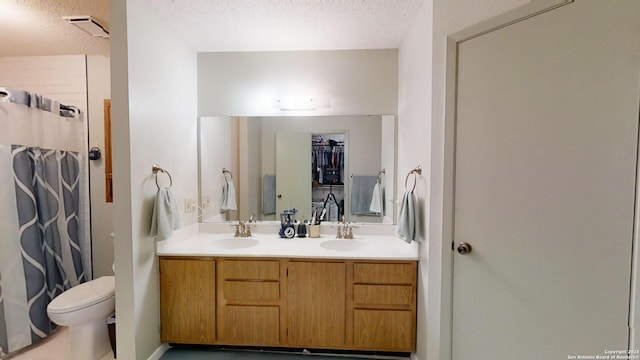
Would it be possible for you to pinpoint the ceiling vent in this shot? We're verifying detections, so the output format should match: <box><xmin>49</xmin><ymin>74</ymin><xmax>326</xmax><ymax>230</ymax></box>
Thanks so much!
<box><xmin>62</xmin><ymin>16</ymin><xmax>109</xmax><ymax>38</ymax></box>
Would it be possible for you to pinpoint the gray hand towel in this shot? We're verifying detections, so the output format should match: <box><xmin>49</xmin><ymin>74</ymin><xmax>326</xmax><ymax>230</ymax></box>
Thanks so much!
<box><xmin>263</xmin><ymin>175</ymin><xmax>276</xmax><ymax>215</ymax></box>
<box><xmin>149</xmin><ymin>188</ymin><xmax>180</xmax><ymax>240</ymax></box>
<box><xmin>396</xmin><ymin>191</ymin><xmax>415</xmax><ymax>243</ymax></box>
<box><xmin>220</xmin><ymin>180</ymin><xmax>237</xmax><ymax>212</ymax></box>
<box><xmin>350</xmin><ymin>175</ymin><xmax>379</xmax><ymax>216</ymax></box>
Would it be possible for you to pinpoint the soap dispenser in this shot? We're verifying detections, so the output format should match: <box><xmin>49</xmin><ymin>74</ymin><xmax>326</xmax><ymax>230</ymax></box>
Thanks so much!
<box><xmin>297</xmin><ymin>221</ymin><xmax>307</xmax><ymax>238</ymax></box>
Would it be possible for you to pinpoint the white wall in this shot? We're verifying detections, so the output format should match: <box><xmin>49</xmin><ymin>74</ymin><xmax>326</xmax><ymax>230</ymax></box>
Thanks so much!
<box><xmin>238</xmin><ymin>117</ymin><xmax>262</xmax><ymax>221</ymax></box>
<box><xmin>197</xmin><ymin>50</ymin><xmax>398</xmax><ymax>117</ymax></box>
<box><xmin>199</xmin><ymin>116</ymin><xmax>235</xmax><ymax>222</ymax></box>
<box><xmin>397</xmin><ymin>3</ymin><xmax>433</xmax><ymax>359</ymax></box>
<box><xmin>0</xmin><ymin>56</ymin><xmax>89</xmax><ymax>109</ymax></box>
<box><xmin>86</xmin><ymin>55</ymin><xmax>114</xmax><ymax>278</ymax></box>
<box><xmin>110</xmin><ymin>0</ymin><xmax>198</xmax><ymax>358</ymax></box>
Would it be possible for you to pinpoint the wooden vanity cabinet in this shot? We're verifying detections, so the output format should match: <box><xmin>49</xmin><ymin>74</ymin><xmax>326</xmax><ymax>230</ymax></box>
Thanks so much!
<box><xmin>159</xmin><ymin>256</ymin><xmax>417</xmax><ymax>353</ymax></box>
<box><xmin>159</xmin><ymin>257</ymin><xmax>216</xmax><ymax>344</ymax></box>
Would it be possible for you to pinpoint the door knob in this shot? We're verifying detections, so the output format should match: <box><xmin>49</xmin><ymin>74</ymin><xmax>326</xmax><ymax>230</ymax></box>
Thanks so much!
<box><xmin>456</xmin><ymin>242</ymin><xmax>472</xmax><ymax>255</ymax></box>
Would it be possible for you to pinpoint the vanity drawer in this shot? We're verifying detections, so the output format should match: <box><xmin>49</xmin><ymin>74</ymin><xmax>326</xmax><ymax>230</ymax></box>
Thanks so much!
<box><xmin>220</xmin><ymin>259</ymin><xmax>280</xmax><ymax>280</ymax></box>
<box><xmin>224</xmin><ymin>280</ymin><xmax>280</xmax><ymax>302</ymax></box>
<box><xmin>353</xmin><ymin>262</ymin><xmax>416</xmax><ymax>284</ymax></box>
<box><xmin>354</xmin><ymin>284</ymin><xmax>413</xmax><ymax>306</ymax></box>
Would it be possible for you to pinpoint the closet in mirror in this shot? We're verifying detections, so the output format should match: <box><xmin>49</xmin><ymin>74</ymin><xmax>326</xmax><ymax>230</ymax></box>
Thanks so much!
<box><xmin>198</xmin><ymin>115</ymin><xmax>397</xmax><ymax>224</ymax></box>
<box><xmin>311</xmin><ymin>133</ymin><xmax>345</xmax><ymax>222</ymax></box>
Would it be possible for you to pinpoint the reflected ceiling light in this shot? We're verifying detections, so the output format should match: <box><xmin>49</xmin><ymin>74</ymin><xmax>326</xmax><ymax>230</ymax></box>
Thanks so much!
<box><xmin>62</xmin><ymin>15</ymin><xmax>109</xmax><ymax>38</ymax></box>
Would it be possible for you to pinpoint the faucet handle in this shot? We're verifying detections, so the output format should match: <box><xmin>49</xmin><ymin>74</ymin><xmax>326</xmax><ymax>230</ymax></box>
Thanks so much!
<box><xmin>336</xmin><ymin>227</ymin><xmax>343</xmax><ymax>239</ymax></box>
<box><xmin>345</xmin><ymin>227</ymin><xmax>354</xmax><ymax>239</ymax></box>
<box><xmin>233</xmin><ymin>224</ymin><xmax>242</xmax><ymax>237</ymax></box>
<box><xmin>244</xmin><ymin>223</ymin><xmax>252</xmax><ymax>237</ymax></box>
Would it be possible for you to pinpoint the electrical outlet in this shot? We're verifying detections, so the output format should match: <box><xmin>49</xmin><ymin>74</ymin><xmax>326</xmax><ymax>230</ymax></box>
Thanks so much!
<box><xmin>184</xmin><ymin>198</ymin><xmax>195</xmax><ymax>213</ymax></box>
<box><xmin>202</xmin><ymin>195</ymin><xmax>210</xmax><ymax>208</ymax></box>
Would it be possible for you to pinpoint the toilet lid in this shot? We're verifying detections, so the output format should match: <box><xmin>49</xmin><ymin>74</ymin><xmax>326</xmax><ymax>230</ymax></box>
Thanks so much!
<box><xmin>47</xmin><ymin>276</ymin><xmax>115</xmax><ymax>313</ymax></box>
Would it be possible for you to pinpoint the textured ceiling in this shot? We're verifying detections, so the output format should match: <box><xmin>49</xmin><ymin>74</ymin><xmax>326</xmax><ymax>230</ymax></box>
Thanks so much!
<box><xmin>0</xmin><ymin>0</ymin><xmax>110</xmax><ymax>56</ymax></box>
<box><xmin>145</xmin><ymin>0</ymin><xmax>425</xmax><ymax>52</ymax></box>
<box><xmin>0</xmin><ymin>0</ymin><xmax>424</xmax><ymax>57</ymax></box>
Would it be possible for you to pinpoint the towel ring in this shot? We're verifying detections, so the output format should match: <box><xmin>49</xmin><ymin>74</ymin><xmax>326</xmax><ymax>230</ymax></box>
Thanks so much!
<box><xmin>222</xmin><ymin>168</ymin><xmax>233</xmax><ymax>181</ymax></box>
<box><xmin>152</xmin><ymin>164</ymin><xmax>173</xmax><ymax>189</ymax></box>
<box><xmin>404</xmin><ymin>166</ymin><xmax>422</xmax><ymax>192</ymax></box>
<box><xmin>377</xmin><ymin>169</ymin><xmax>386</xmax><ymax>184</ymax></box>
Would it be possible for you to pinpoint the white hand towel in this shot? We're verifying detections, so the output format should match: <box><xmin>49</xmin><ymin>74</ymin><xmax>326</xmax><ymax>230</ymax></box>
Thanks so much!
<box><xmin>369</xmin><ymin>183</ymin><xmax>383</xmax><ymax>214</ymax></box>
<box><xmin>149</xmin><ymin>188</ymin><xmax>180</xmax><ymax>241</ymax></box>
<box><xmin>220</xmin><ymin>181</ymin><xmax>237</xmax><ymax>211</ymax></box>
<box><xmin>396</xmin><ymin>191</ymin><xmax>415</xmax><ymax>243</ymax></box>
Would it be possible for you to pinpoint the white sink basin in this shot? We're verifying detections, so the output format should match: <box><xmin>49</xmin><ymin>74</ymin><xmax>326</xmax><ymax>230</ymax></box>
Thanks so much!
<box><xmin>211</xmin><ymin>237</ymin><xmax>259</xmax><ymax>249</ymax></box>
<box><xmin>320</xmin><ymin>240</ymin><xmax>369</xmax><ymax>252</ymax></box>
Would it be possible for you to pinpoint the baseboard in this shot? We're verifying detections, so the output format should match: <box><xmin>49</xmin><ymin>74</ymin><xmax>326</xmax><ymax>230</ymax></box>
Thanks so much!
<box><xmin>147</xmin><ymin>343</ymin><xmax>170</xmax><ymax>360</ymax></box>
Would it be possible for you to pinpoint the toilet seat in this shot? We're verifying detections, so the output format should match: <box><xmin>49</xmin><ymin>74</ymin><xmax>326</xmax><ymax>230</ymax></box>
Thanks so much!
<box><xmin>47</xmin><ymin>276</ymin><xmax>115</xmax><ymax>314</ymax></box>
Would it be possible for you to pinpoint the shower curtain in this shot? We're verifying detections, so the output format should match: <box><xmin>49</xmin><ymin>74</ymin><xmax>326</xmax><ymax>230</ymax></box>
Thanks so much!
<box><xmin>0</xmin><ymin>91</ymin><xmax>88</xmax><ymax>357</ymax></box>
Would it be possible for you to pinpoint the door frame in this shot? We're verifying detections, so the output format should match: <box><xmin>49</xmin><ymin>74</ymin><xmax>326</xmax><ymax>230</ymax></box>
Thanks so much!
<box><xmin>435</xmin><ymin>1</ymin><xmax>599</xmax><ymax>359</ymax></box>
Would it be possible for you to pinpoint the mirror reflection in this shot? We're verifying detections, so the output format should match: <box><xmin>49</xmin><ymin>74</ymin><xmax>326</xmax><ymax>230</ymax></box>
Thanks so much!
<box><xmin>198</xmin><ymin>115</ymin><xmax>396</xmax><ymax>224</ymax></box>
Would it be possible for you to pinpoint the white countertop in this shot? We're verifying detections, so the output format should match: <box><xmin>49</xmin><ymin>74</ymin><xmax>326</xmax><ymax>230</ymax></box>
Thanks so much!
<box><xmin>156</xmin><ymin>227</ymin><xmax>419</xmax><ymax>261</ymax></box>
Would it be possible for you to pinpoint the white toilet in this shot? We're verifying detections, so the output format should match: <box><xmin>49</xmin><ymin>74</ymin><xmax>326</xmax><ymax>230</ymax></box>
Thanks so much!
<box><xmin>47</xmin><ymin>276</ymin><xmax>115</xmax><ymax>360</ymax></box>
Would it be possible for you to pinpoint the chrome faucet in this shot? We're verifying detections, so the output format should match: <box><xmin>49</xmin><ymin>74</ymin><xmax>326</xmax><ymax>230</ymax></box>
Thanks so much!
<box><xmin>233</xmin><ymin>215</ymin><xmax>256</xmax><ymax>237</ymax></box>
<box><xmin>243</xmin><ymin>221</ymin><xmax>252</xmax><ymax>237</ymax></box>
<box><xmin>233</xmin><ymin>221</ymin><xmax>244</xmax><ymax>237</ymax></box>
<box><xmin>336</xmin><ymin>216</ymin><xmax>354</xmax><ymax>239</ymax></box>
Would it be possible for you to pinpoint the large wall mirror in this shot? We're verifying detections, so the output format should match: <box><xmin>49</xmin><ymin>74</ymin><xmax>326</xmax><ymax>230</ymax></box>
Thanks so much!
<box><xmin>198</xmin><ymin>115</ymin><xmax>397</xmax><ymax>224</ymax></box>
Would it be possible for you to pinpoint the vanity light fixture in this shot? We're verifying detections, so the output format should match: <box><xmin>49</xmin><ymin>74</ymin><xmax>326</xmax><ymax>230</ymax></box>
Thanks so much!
<box><xmin>276</xmin><ymin>96</ymin><xmax>331</xmax><ymax>111</ymax></box>
<box><xmin>62</xmin><ymin>16</ymin><xmax>109</xmax><ymax>38</ymax></box>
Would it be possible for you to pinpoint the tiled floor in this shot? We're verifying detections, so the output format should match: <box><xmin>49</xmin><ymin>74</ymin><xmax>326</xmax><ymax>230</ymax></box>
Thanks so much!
<box><xmin>8</xmin><ymin>330</ymin><xmax>406</xmax><ymax>360</ymax></box>
<box><xmin>8</xmin><ymin>328</ymin><xmax>115</xmax><ymax>360</ymax></box>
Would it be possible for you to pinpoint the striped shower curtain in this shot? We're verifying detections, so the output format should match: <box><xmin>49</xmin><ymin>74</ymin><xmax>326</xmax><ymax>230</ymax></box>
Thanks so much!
<box><xmin>0</xmin><ymin>145</ymin><xmax>85</xmax><ymax>357</ymax></box>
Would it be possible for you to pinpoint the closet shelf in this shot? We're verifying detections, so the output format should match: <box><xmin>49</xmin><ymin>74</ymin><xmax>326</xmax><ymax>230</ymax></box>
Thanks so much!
<box><xmin>313</xmin><ymin>183</ymin><xmax>344</xmax><ymax>188</ymax></box>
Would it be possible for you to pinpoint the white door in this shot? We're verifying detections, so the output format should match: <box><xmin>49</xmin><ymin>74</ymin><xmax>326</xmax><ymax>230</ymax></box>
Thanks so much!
<box><xmin>452</xmin><ymin>1</ymin><xmax>640</xmax><ymax>359</ymax></box>
<box><xmin>276</xmin><ymin>131</ymin><xmax>311</xmax><ymax>220</ymax></box>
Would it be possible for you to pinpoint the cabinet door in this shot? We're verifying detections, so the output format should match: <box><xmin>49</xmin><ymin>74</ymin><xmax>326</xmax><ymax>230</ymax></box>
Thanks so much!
<box><xmin>159</xmin><ymin>258</ymin><xmax>216</xmax><ymax>343</ymax></box>
<box><xmin>287</xmin><ymin>261</ymin><xmax>346</xmax><ymax>348</ymax></box>
<box><xmin>353</xmin><ymin>309</ymin><xmax>414</xmax><ymax>351</ymax></box>
<box><xmin>218</xmin><ymin>305</ymin><xmax>280</xmax><ymax>345</ymax></box>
